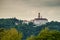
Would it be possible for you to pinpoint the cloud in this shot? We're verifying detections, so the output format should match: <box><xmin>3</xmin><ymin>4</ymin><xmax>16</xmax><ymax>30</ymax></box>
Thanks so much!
<box><xmin>21</xmin><ymin>0</ymin><xmax>60</xmax><ymax>7</ymax></box>
<box><xmin>0</xmin><ymin>0</ymin><xmax>60</xmax><ymax>8</ymax></box>
<box><xmin>0</xmin><ymin>0</ymin><xmax>60</xmax><ymax>21</ymax></box>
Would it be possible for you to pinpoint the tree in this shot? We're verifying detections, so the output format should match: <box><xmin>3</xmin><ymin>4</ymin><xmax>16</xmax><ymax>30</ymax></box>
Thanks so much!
<box><xmin>36</xmin><ymin>27</ymin><xmax>60</xmax><ymax>40</ymax></box>
<box><xmin>26</xmin><ymin>27</ymin><xmax>60</xmax><ymax>40</ymax></box>
<box><xmin>28</xmin><ymin>22</ymin><xmax>35</xmax><ymax>27</ymax></box>
<box><xmin>0</xmin><ymin>28</ymin><xmax>23</xmax><ymax>40</ymax></box>
<box><xmin>26</xmin><ymin>35</ymin><xmax>36</xmax><ymax>40</ymax></box>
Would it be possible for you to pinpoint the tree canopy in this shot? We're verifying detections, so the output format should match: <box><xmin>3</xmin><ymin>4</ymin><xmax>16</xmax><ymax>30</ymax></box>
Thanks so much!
<box><xmin>0</xmin><ymin>28</ymin><xmax>23</xmax><ymax>40</ymax></box>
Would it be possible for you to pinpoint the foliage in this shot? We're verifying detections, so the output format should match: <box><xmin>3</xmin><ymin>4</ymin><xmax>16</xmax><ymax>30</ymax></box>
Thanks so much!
<box><xmin>37</xmin><ymin>28</ymin><xmax>60</xmax><ymax>40</ymax></box>
<box><xmin>0</xmin><ymin>28</ymin><xmax>22</xmax><ymax>40</ymax></box>
<box><xmin>26</xmin><ymin>35</ymin><xmax>36</xmax><ymax>40</ymax></box>
<box><xmin>27</xmin><ymin>28</ymin><xmax>60</xmax><ymax>40</ymax></box>
<box><xmin>0</xmin><ymin>18</ymin><xmax>22</xmax><ymax>28</ymax></box>
<box><xmin>0</xmin><ymin>18</ymin><xmax>60</xmax><ymax>40</ymax></box>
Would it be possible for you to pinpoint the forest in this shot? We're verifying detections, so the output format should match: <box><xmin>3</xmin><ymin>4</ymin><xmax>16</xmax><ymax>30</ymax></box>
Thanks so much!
<box><xmin>0</xmin><ymin>18</ymin><xmax>60</xmax><ymax>40</ymax></box>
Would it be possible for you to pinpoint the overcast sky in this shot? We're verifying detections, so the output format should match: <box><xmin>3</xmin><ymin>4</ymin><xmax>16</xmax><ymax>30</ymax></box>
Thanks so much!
<box><xmin>0</xmin><ymin>0</ymin><xmax>60</xmax><ymax>21</ymax></box>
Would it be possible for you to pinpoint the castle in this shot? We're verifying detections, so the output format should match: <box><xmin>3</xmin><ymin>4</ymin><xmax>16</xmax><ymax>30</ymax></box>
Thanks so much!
<box><xmin>23</xmin><ymin>13</ymin><xmax>48</xmax><ymax>26</ymax></box>
<box><xmin>31</xmin><ymin>13</ymin><xmax>48</xmax><ymax>26</ymax></box>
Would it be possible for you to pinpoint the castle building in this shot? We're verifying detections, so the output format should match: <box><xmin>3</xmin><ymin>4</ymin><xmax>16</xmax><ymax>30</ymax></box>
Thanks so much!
<box><xmin>22</xmin><ymin>13</ymin><xmax>48</xmax><ymax>26</ymax></box>
<box><xmin>32</xmin><ymin>13</ymin><xmax>48</xmax><ymax>26</ymax></box>
<box><xmin>22</xmin><ymin>20</ymin><xmax>29</xmax><ymax>24</ymax></box>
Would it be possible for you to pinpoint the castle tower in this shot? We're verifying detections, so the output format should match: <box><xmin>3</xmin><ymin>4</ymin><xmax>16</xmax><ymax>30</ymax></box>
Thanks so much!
<box><xmin>38</xmin><ymin>13</ymin><xmax>40</xmax><ymax>18</ymax></box>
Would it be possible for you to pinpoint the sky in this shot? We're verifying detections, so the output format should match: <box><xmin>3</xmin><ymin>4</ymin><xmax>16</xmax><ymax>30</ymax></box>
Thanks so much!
<box><xmin>0</xmin><ymin>0</ymin><xmax>60</xmax><ymax>21</ymax></box>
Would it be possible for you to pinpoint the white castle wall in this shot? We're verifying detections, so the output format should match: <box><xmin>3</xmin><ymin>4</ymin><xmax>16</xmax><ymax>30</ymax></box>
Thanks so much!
<box><xmin>33</xmin><ymin>20</ymin><xmax>48</xmax><ymax>26</ymax></box>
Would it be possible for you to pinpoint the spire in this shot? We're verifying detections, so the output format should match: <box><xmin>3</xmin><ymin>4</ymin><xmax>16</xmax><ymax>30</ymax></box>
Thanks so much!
<box><xmin>38</xmin><ymin>13</ymin><xmax>40</xmax><ymax>18</ymax></box>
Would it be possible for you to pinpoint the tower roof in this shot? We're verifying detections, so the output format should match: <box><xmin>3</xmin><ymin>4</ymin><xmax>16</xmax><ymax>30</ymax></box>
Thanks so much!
<box><xmin>34</xmin><ymin>18</ymin><xmax>48</xmax><ymax>20</ymax></box>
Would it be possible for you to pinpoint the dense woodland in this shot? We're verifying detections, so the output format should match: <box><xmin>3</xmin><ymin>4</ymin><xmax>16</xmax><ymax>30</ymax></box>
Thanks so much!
<box><xmin>0</xmin><ymin>18</ymin><xmax>60</xmax><ymax>40</ymax></box>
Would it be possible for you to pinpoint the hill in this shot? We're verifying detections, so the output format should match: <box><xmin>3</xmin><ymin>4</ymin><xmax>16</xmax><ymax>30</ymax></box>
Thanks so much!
<box><xmin>0</xmin><ymin>18</ymin><xmax>60</xmax><ymax>40</ymax></box>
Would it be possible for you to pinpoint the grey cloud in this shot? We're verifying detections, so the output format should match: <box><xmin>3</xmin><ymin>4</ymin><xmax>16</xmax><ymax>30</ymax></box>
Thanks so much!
<box><xmin>21</xmin><ymin>0</ymin><xmax>60</xmax><ymax>7</ymax></box>
<box><xmin>0</xmin><ymin>0</ymin><xmax>60</xmax><ymax>7</ymax></box>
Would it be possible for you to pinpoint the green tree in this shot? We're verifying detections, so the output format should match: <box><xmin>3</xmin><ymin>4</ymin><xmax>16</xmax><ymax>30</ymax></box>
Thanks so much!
<box><xmin>26</xmin><ymin>35</ymin><xmax>36</xmax><ymax>40</ymax></box>
<box><xmin>26</xmin><ymin>27</ymin><xmax>60</xmax><ymax>40</ymax></box>
<box><xmin>0</xmin><ymin>28</ymin><xmax>23</xmax><ymax>40</ymax></box>
<box><xmin>36</xmin><ymin>27</ymin><xmax>60</xmax><ymax>40</ymax></box>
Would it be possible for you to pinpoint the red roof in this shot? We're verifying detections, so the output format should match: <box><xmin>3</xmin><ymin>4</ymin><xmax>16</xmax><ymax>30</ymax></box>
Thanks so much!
<box><xmin>34</xmin><ymin>18</ymin><xmax>48</xmax><ymax>20</ymax></box>
<box><xmin>23</xmin><ymin>20</ymin><xmax>29</xmax><ymax>22</ymax></box>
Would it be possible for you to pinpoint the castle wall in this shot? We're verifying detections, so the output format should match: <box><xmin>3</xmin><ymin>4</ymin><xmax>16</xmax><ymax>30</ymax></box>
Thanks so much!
<box><xmin>33</xmin><ymin>20</ymin><xmax>48</xmax><ymax>26</ymax></box>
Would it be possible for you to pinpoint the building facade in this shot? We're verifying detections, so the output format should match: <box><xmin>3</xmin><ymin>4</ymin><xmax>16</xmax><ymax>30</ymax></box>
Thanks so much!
<box><xmin>32</xmin><ymin>13</ymin><xmax>48</xmax><ymax>26</ymax></box>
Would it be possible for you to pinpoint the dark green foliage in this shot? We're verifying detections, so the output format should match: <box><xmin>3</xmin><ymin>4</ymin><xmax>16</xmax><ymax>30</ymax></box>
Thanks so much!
<box><xmin>45</xmin><ymin>21</ymin><xmax>60</xmax><ymax>31</ymax></box>
<box><xmin>0</xmin><ymin>18</ymin><xmax>22</xmax><ymax>28</ymax></box>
